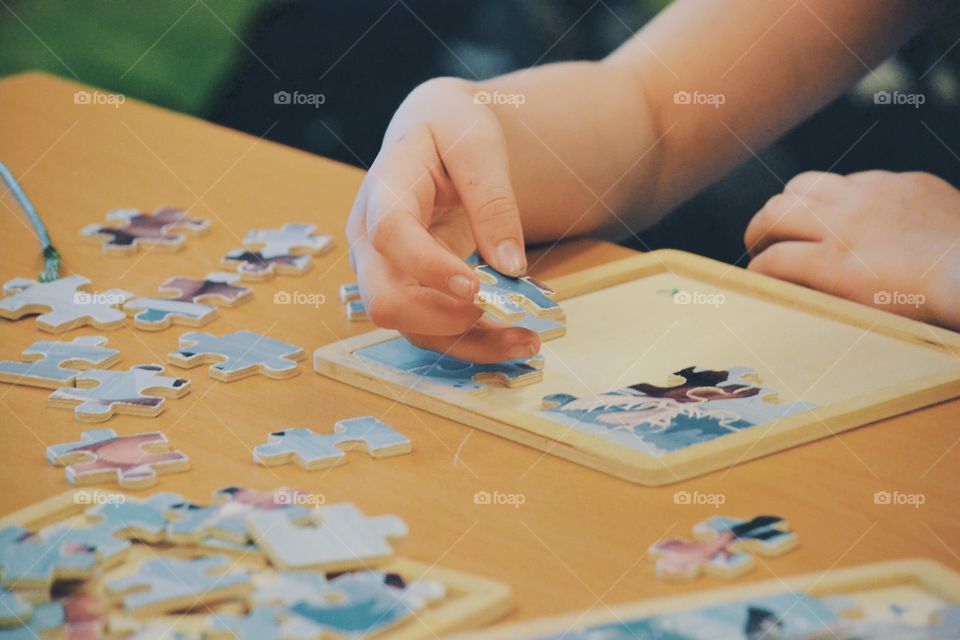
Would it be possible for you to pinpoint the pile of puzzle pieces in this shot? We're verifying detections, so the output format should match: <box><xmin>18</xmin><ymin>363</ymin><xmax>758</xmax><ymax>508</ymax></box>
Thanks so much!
<box><xmin>0</xmin><ymin>487</ymin><xmax>450</xmax><ymax>639</ymax></box>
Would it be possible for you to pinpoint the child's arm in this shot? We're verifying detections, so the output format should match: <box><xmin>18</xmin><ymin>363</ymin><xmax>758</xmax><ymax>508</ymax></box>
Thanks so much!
<box><xmin>347</xmin><ymin>0</ymin><xmax>940</xmax><ymax>362</ymax></box>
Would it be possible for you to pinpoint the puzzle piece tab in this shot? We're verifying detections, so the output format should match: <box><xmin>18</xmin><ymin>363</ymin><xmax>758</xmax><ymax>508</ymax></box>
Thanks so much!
<box><xmin>106</xmin><ymin>556</ymin><xmax>251</xmax><ymax>617</ymax></box>
<box><xmin>246</xmin><ymin>503</ymin><xmax>407</xmax><ymax>572</ymax></box>
<box><xmin>474</xmin><ymin>265</ymin><xmax>561</xmax><ymax>321</ymax></box>
<box><xmin>48</xmin><ymin>364</ymin><xmax>191</xmax><ymax>421</ymax></box>
<box><xmin>356</xmin><ymin>337</ymin><xmax>543</xmax><ymax>395</ymax></box>
<box><xmin>124</xmin><ymin>272</ymin><xmax>252</xmax><ymax>331</ymax></box>
<box><xmin>253</xmin><ymin>417</ymin><xmax>411</xmax><ymax>470</ymax></box>
<box><xmin>46</xmin><ymin>429</ymin><xmax>190</xmax><ymax>489</ymax></box>
<box><xmin>0</xmin><ymin>336</ymin><xmax>119</xmax><ymax>389</ymax></box>
<box><xmin>81</xmin><ymin>207</ymin><xmax>209</xmax><ymax>255</ymax></box>
<box><xmin>0</xmin><ymin>276</ymin><xmax>130</xmax><ymax>333</ymax></box>
<box><xmin>168</xmin><ymin>330</ymin><xmax>304</xmax><ymax>381</ymax></box>
<box><xmin>222</xmin><ymin>223</ymin><xmax>333</xmax><ymax>281</ymax></box>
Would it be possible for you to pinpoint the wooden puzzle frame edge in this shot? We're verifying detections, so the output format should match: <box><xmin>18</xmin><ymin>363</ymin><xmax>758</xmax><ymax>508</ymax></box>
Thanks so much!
<box><xmin>314</xmin><ymin>250</ymin><xmax>960</xmax><ymax>486</ymax></box>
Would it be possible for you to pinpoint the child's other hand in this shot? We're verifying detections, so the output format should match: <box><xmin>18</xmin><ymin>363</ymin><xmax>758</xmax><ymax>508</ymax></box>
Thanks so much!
<box><xmin>346</xmin><ymin>78</ymin><xmax>539</xmax><ymax>363</ymax></box>
<box><xmin>745</xmin><ymin>171</ymin><xmax>960</xmax><ymax>330</ymax></box>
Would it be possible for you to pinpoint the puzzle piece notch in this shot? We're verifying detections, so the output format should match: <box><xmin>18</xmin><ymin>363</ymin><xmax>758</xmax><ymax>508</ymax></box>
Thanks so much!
<box><xmin>168</xmin><ymin>330</ymin><xmax>304</xmax><ymax>382</ymax></box>
<box><xmin>81</xmin><ymin>207</ymin><xmax>209</xmax><ymax>255</ymax></box>
<box><xmin>253</xmin><ymin>417</ymin><xmax>411</xmax><ymax>471</ymax></box>
<box><xmin>105</xmin><ymin>555</ymin><xmax>251</xmax><ymax>617</ymax></box>
<box><xmin>48</xmin><ymin>364</ymin><xmax>191</xmax><ymax>422</ymax></box>
<box><xmin>46</xmin><ymin>429</ymin><xmax>190</xmax><ymax>490</ymax></box>
<box><xmin>692</xmin><ymin>515</ymin><xmax>798</xmax><ymax>557</ymax></box>
<box><xmin>123</xmin><ymin>273</ymin><xmax>253</xmax><ymax>331</ymax></box>
<box><xmin>0</xmin><ymin>336</ymin><xmax>119</xmax><ymax>389</ymax></box>
<box><xmin>0</xmin><ymin>276</ymin><xmax>130</xmax><ymax>333</ymax></box>
<box><xmin>474</xmin><ymin>265</ymin><xmax>561</xmax><ymax>321</ymax></box>
<box><xmin>165</xmin><ymin>486</ymin><xmax>312</xmax><ymax>545</ymax></box>
<box><xmin>221</xmin><ymin>249</ymin><xmax>313</xmax><ymax>281</ymax></box>
<box><xmin>246</xmin><ymin>503</ymin><xmax>407</xmax><ymax>572</ymax></box>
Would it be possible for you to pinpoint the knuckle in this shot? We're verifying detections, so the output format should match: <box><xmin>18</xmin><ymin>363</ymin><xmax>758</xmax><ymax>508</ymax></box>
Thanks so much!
<box><xmin>365</xmin><ymin>295</ymin><xmax>399</xmax><ymax>329</ymax></box>
<box><xmin>473</xmin><ymin>187</ymin><xmax>518</xmax><ymax>228</ymax></box>
<box><xmin>368</xmin><ymin>215</ymin><xmax>398</xmax><ymax>254</ymax></box>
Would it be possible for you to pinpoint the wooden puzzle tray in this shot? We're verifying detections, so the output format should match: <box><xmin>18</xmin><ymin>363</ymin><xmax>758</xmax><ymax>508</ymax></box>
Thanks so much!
<box><xmin>316</xmin><ymin>249</ymin><xmax>960</xmax><ymax>486</ymax></box>
<box><xmin>453</xmin><ymin>558</ymin><xmax>960</xmax><ymax>638</ymax></box>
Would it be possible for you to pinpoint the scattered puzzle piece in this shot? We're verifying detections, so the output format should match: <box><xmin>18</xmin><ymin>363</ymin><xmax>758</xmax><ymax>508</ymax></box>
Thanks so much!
<box><xmin>253</xmin><ymin>417</ymin><xmax>411</xmax><ymax>471</ymax></box>
<box><xmin>0</xmin><ymin>602</ymin><xmax>63</xmax><ymax>639</ymax></box>
<box><xmin>0</xmin><ymin>588</ymin><xmax>31</xmax><ymax>627</ymax></box>
<box><xmin>48</xmin><ymin>364</ymin><xmax>191</xmax><ymax>422</ymax></box>
<box><xmin>81</xmin><ymin>207</ymin><xmax>209</xmax><ymax>255</ymax></box>
<box><xmin>46</xmin><ymin>429</ymin><xmax>190</xmax><ymax>490</ymax></box>
<box><xmin>0</xmin><ymin>336</ymin><xmax>119</xmax><ymax>389</ymax></box>
<box><xmin>207</xmin><ymin>605</ymin><xmax>284</xmax><ymax>640</ymax></box>
<box><xmin>346</xmin><ymin>300</ymin><xmax>367</xmax><ymax>322</ymax></box>
<box><xmin>168</xmin><ymin>330</ymin><xmax>304</xmax><ymax>381</ymax></box>
<box><xmin>124</xmin><ymin>273</ymin><xmax>252</xmax><ymax>331</ymax></box>
<box><xmin>692</xmin><ymin>515</ymin><xmax>798</xmax><ymax>557</ymax></box>
<box><xmin>474</xmin><ymin>265</ymin><xmax>561</xmax><ymax>321</ymax></box>
<box><xmin>222</xmin><ymin>223</ymin><xmax>332</xmax><ymax>281</ymax></box>
<box><xmin>356</xmin><ymin>337</ymin><xmax>544</xmax><ymax>395</ymax></box>
<box><xmin>246</xmin><ymin>503</ymin><xmax>407</xmax><ymax>571</ymax></box>
<box><xmin>165</xmin><ymin>486</ymin><xmax>312</xmax><ymax>545</ymax></box>
<box><xmin>0</xmin><ymin>276</ymin><xmax>131</xmax><ymax>333</ymax></box>
<box><xmin>106</xmin><ymin>555</ymin><xmax>251</xmax><ymax>617</ymax></box>
<box><xmin>338</xmin><ymin>284</ymin><xmax>361</xmax><ymax>304</ymax></box>
<box><xmin>0</xmin><ymin>525</ymin><xmax>97</xmax><ymax>591</ymax></box>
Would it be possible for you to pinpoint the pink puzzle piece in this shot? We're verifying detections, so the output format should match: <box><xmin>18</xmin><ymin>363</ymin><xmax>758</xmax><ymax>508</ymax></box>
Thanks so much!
<box><xmin>648</xmin><ymin>534</ymin><xmax>753</xmax><ymax>581</ymax></box>
<box><xmin>81</xmin><ymin>208</ymin><xmax>209</xmax><ymax>255</ymax></box>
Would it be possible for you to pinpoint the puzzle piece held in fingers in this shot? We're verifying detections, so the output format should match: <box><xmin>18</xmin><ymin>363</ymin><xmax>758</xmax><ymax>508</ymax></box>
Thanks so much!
<box><xmin>473</xmin><ymin>265</ymin><xmax>561</xmax><ymax>321</ymax></box>
<box><xmin>124</xmin><ymin>272</ymin><xmax>251</xmax><ymax>331</ymax></box>
<box><xmin>81</xmin><ymin>207</ymin><xmax>209</xmax><ymax>255</ymax></box>
<box><xmin>253</xmin><ymin>417</ymin><xmax>411</xmax><ymax>471</ymax></box>
<box><xmin>168</xmin><ymin>330</ymin><xmax>304</xmax><ymax>381</ymax></box>
<box><xmin>0</xmin><ymin>276</ymin><xmax>130</xmax><ymax>333</ymax></box>
<box><xmin>48</xmin><ymin>364</ymin><xmax>190</xmax><ymax>421</ymax></box>
<box><xmin>0</xmin><ymin>336</ymin><xmax>119</xmax><ymax>389</ymax></box>
<box><xmin>46</xmin><ymin>429</ymin><xmax>190</xmax><ymax>489</ymax></box>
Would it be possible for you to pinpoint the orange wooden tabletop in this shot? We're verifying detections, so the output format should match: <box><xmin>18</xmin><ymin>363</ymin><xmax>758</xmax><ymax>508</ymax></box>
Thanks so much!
<box><xmin>0</xmin><ymin>72</ymin><xmax>957</xmax><ymax>626</ymax></box>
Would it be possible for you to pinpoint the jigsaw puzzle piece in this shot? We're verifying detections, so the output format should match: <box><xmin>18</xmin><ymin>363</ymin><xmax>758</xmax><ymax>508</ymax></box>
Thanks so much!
<box><xmin>124</xmin><ymin>273</ymin><xmax>253</xmax><ymax>331</ymax></box>
<box><xmin>243</xmin><ymin>223</ymin><xmax>333</xmax><ymax>255</ymax></box>
<box><xmin>159</xmin><ymin>272</ymin><xmax>252</xmax><ymax>307</ymax></box>
<box><xmin>246</xmin><ymin>503</ymin><xmax>407</xmax><ymax>572</ymax></box>
<box><xmin>346</xmin><ymin>300</ymin><xmax>367</xmax><ymax>321</ymax></box>
<box><xmin>356</xmin><ymin>337</ymin><xmax>544</xmax><ymax>395</ymax></box>
<box><xmin>489</xmin><ymin>311</ymin><xmax>566</xmax><ymax>341</ymax></box>
<box><xmin>474</xmin><ymin>265</ymin><xmax>561</xmax><ymax>321</ymax></box>
<box><xmin>83</xmin><ymin>492</ymin><xmax>184</xmax><ymax>545</ymax></box>
<box><xmin>0</xmin><ymin>525</ymin><xmax>98</xmax><ymax>590</ymax></box>
<box><xmin>48</xmin><ymin>364</ymin><xmax>191</xmax><ymax>421</ymax></box>
<box><xmin>221</xmin><ymin>249</ymin><xmax>313</xmax><ymax>281</ymax></box>
<box><xmin>0</xmin><ymin>336</ymin><xmax>119</xmax><ymax>389</ymax></box>
<box><xmin>0</xmin><ymin>276</ymin><xmax>130</xmax><ymax>333</ymax></box>
<box><xmin>338</xmin><ymin>283</ymin><xmax>361</xmax><ymax>304</ymax></box>
<box><xmin>46</xmin><ymin>429</ymin><xmax>190</xmax><ymax>490</ymax></box>
<box><xmin>0</xmin><ymin>602</ymin><xmax>63</xmax><ymax>639</ymax></box>
<box><xmin>80</xmin><ymin>207</ymin><xmax>209</xmax><ymax>255</ymax></box>
<box><xmin>168</xmin><ymin>330</ymin><xmax>304</xmax><ymax>381</ymax></box>
<box><xmin>250</xmin><ymin>571</ymin><xmax>335</xmax><ymax>608</ymax></box>
<box><xmin>253</xmin><ymin>417</ymin><xmax>411</xmax><ymax>471</ymax></box>
<box><xmin>692</xmin><ymin>515</ymin><xmax>798</xmax><ymax>557</ymax></box>
<box><xmin>165</xmin><ymin>486</ymin><xmax>312</xmax><ymax>545</ymax></box>
<box><xmin>648</xmin><ymin>535</ymin><xmax>754</xmax><ymax>582</ymax></box>
<box><xmin>106</xmin><ymin>556</ymin><xmax>251</xmax><ymax>617</ymax></box>
<box><xmin>0</xmin><ymin>588</ymin><xmax>31</xmax><ymax>628</ymax></box>
<box><xmin>206</xmin><ymin>605</ymin><xmax>284</xmax><ymax>640</ymax></box>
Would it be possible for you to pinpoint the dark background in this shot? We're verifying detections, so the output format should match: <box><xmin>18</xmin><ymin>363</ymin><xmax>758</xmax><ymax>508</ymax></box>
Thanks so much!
<box><xmin>3</xmin><ymin>0</ymin><xmax>959</xmax><ymax>266</ymax></box>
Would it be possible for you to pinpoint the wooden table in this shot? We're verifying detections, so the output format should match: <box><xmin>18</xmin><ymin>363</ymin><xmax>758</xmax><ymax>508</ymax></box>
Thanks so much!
<box><xmin>1</xmin><ymin>72</ymin><xmax>957</xmax><ymax>626</ymax></box>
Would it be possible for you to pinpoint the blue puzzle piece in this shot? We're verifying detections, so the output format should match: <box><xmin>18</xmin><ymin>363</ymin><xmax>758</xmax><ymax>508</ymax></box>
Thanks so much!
<box><xmin>208</xmin><ymin>606</ymin><xmax>284</xmax><ymax>640</ymax></box>
<box><xmin>253</xmin><ymin>417</ymin><xmax>411</xmax><ymax>470</ymax></box>
<box><xmin>168</xmin><ymin>330</ymin><xmax>303</xmax><ymax>381</ymax></box>
<box><xmin>165</xmin><ymin>486</ymin><xmax>311</xmax><ymax>544</ymax></box>
<box><xmin>0</xmin><ymin>336</ymin><xmax>119</xmax><ymax>389</ymax></box>
<box><xmin>252</xmin><ymin>571</ymin><xmax>335</xmax><ymax>607</ymax></box>
<box><xmin>0</xmin><ymin>525</ymin><xmax>97</xmax><ymax>590</ymax></box>
<box><xmin>0</xmin><ymin>587</ymin><xmax>31</xmax><ymax>627</ymax></box>
<box><xmin>0</xmin><ymin>603</ymin><xmax>63</xmax><ymax>639</ymax></box>
<box><xmin>474</xmin><ymin>265</ymin><xmax>560</xmax><ymax>320</ymax></box>
<box><xmin>356</xmin><ymin>337</ymin><xmax>543</xmax><ymax>395</ymax></box>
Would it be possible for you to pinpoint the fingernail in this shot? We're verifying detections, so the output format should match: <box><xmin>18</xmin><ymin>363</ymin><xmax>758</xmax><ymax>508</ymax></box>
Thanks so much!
<box><xmin>495</xmin><ymin>239</ymin><xmax>526</xmax><ymax>277</ymax></box>
<box><xmin>507</xmin><ymin>342</ymin><xmax>536</xmax><ymax>360</ymax></box>
<box><xmin>448</xmin><ymin>274</ymin><xmax>476</xmax><ymax>300</ymax></box>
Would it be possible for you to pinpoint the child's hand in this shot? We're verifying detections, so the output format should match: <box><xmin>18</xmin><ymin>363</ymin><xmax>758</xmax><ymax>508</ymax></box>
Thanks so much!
<box><xmin>346</xmin><ymin>77</ymin><xmax>539</xmax><ymax>363</ymax></box>
<box><xmin>745</xmin><ymin>171</ymin><xmax>960</xmax><ymax>330</ymax></box>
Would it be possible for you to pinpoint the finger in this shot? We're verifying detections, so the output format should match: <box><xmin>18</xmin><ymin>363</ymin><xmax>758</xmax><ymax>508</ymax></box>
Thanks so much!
<box><xmin>404</xmin><ymin>324</ymin><xmax>541</xmax><ymax>364</ymax></box>
<box><xmin>747</xmin><ymin>240</ymin><xmax>829</xmax><ymax>290</ymax></box>
<box><xmin>435</xmin><ymin>116</ymin><xmax>527</xmax><ymax>277</ymax></box>
<box><xmin>745</xmin><ymin>193</ymin><xmax>824</xmax><ymax>257</ymax></box>
<box><xmin>365</xmin><ymin>130</ymin><xmax>479</xmax><ymax>301</ymax></box>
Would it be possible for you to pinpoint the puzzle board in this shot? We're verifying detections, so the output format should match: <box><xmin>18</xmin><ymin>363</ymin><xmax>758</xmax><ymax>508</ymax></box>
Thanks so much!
<box><xmin>453</xmin><ymin>558</ymin><xmax>960</xmax><ymax>639</ymax></box>
<box><xmin>315</xmin><ymin>250</ymin><xmax>960</xmax><ymax>485</ymax></box>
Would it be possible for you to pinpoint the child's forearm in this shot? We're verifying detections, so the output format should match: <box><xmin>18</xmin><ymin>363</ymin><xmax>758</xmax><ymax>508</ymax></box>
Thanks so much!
<box><xmin>477</xmin><ymin>0</ymin><xmax>939</xmax><ymax>243</ymax></box>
